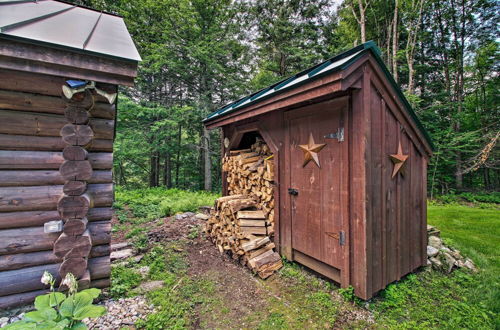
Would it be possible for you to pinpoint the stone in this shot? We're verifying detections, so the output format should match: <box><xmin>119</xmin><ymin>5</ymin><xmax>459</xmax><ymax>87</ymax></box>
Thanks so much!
<box><xmin>428</xmin><ymin>236</ymin><xmax>443</xmax><ymax>249</ymax></box>
<box><xmin>430</xmin><ymin>257</ymin><xmax>442</xmax><ymax>270</ymax></box>
<box><xmin>111</xmin><ymin>242</ymin><xmax>131</xmax><ymax>251</ymax></box>
<box><xmin>464</xmin><ymin>258</ymin><xmax>477</xmax><ymax>272</ymax></box>
<box><xmin>175</xmin><ymin>214</ymin><xmax>184</xmax><ymax>221</ymax></box>
<box><xmin>427</xmin><ymin>225</ymin><xmax>440</xmax><ymax>237</ymax></box>
<box><xmin>138</xmin><ymin>266</ymin><xmax>150</xmax><ymax>277</ymax></box>
<box><xmin>427</xmin><ymin>245</ymin><xmax>439</xmax><ymax>258</ymax></box>
<box><xmin>441</xmin><ymin>252</ymin><xmax>456</xmax><ymax>273</ymax></box>
<box><xmin>195</xmin><ymin>213</ymin><xmax>210</xmax><ymax>220</ymax></box>
<box><xmin>110</xmin><ymin>248</ymin><xmax>134</xmax><ymax>261</ymax></box>
<box><xmin>133</xmin><ymin>254</ymin><xmax>144</xmax><ymax>263</ymax></box>
<box><xmin>0</xmin><ymin>317</ymin><xmax>9</xmax><ymax>327</ymax></box>
<box><xmin>136</xmin><ymin>280</ymin><xmax>164</xmax><ymax>293</ymax></box>
<box><xmin>184</xmin><ymin>212</ymin><xmax>195</xmax><ymax>217</ymax></box>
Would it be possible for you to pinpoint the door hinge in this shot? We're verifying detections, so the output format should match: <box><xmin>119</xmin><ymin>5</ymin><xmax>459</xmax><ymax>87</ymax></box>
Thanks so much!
<box><xmin>326</xmin><ymin>230</ymin><xmax>346</xmax><ymax>246</ymax></box>
<box><xmin>324</xmin><ymin>127</ymin><xmax>344</xmax><ymax>142</ymax></box>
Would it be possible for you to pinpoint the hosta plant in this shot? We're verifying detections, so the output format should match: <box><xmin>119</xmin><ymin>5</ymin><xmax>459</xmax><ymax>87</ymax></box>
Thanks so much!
<box><xmin>5</xmin><ymin>272</ymin><xmax>106</xmax><ymax>329</ymax></box>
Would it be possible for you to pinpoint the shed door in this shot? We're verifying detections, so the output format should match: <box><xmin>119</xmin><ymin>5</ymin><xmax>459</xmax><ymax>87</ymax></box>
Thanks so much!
<box><xmin>286</xmin><ymin>97</ymin><xmax>348</xmax><ymax>270</ymax></box>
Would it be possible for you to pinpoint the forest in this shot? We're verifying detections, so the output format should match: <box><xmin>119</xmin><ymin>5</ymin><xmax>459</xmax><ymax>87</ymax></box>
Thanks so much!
<box><xmin>75</xmin><ymin>0</ymin><xmax>498</xmax><ymax>195</ymax></box>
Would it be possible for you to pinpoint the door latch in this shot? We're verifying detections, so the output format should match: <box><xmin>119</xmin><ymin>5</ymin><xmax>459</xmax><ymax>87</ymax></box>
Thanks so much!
<box><xmin>324</xmin><ymin>127</ymin><xmax>344</xmax><ymax>142</ymax></box>
<box><xmin>288</xmin><ymin>188</ymin><xmax>298</xmax><ymax>196</ymax></box>
<box><xmin>326</xmin><ymin>230</ymin><xmax>346</xmax><ymax>246</ymax></box>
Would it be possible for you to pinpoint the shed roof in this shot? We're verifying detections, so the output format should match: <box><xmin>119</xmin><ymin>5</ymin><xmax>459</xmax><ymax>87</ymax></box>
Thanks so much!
<box><xmin>0</xmin><ymin>0</ymin><xmax>141</xmax><ymax>62</ymax></box>
<box><xmin>204</xmin><ymin>41</ymin><xmax>432</xmax><ymax>149</ymax></box>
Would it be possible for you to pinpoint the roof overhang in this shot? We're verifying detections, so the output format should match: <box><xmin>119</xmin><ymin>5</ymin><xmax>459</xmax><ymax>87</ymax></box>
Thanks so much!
<box><xmin>204</xmin><ymin>41</ymin><xmax>433</xmax><ymax>153</ymax></box>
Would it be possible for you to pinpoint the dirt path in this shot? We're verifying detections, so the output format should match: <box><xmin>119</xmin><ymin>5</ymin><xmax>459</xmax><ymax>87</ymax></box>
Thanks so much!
<box><xmin>111</xmin><ymin>213</ymin><xmax>374</xmax><ymax>329</ymax></box>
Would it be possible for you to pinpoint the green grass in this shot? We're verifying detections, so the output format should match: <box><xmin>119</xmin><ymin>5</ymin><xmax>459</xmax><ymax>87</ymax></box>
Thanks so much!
<box><xmin>115</xmin><ymin>187</ymin><xmax>219</xmax><ymax>221</ymax></box>
<box><xmin>371</xmin><ymin>204</ymin><xmax>499</xmax><ymax>329</ymax></box>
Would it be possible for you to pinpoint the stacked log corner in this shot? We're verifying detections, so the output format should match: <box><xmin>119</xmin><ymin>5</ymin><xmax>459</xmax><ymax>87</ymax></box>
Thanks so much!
<box><xmin>0</xmin><ymin>69</ymin><xmax>113</xmax><ymax>309</ymax></box>
<box><xmin>205</xmin><ymin>139</ymin><xmax>282</xmax><ymax>278</ymax></box>
<box><xmin>54</xmin><ymin>89</ymin><xmax>94</xmax><ymax>285</ymax></box>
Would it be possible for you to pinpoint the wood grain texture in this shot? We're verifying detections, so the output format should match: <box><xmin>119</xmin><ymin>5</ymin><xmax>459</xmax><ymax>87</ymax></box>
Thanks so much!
<box><xmin>0</xmin><ymin>150</ymin><xmax>112</xmax><ymax>170</ymax></box>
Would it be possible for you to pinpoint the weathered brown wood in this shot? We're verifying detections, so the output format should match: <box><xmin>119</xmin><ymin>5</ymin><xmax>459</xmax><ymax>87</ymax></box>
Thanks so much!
<box><xmin>0</xmin><ymin>170</ymin><xmax>111</xmax><ymax>187</ymax></box>
<box><xmin>88</xmin><ymin>256</ymin><xmax>111</xmax><ymax>280</ymax></box>
<box><xmin>76</xmin><ymin>270</ymin><xmax>91</xmax><ymax>290</ymax></box>
<box><xmin>59</xmin><ymin>257</ymin><xmax>87</xmax><ymax>279</ymax></box>
<box><xmin>0</xmin><ymin>256</ymin><xmax>110</xmax><ymax>297</ymax></box>
<box><xmin>63</xmin><ymin>181</ymin><xmax>87</xmax><ymax>196</ymax></box>
<box><xmin>63</xmin><ymin>146</ymin><xmax>88</xmax><ymax>161</ymax></box>
<box><xmin>0</xmin><ymin>184</ymin><xmax>112</xmax><ymax>212</ymax></box>
<box><xmin>0</xmin><ymin>245</ymin><xmax>109</xmax><ymax>271</ymax></box>
<box><xmin>0</xmin><ymin>90</ymin><xmax>115</xmax><ymax>119</ymax></box>
<box><xmin>0</xmin><ymin>39</ymin><xmax>137</xmax><ymax>86</ymax></box>
<box><xmin>63</xmin><ymin>218</ymin><xmax>88</xmax><ymax>236</ymax></box>
<box><xmin>0</xmin><ymin>221</ymin><xmax>109</xmax><ymax>255</ymax></box>
<box><xmin>0</xmin><ymin>104</ymin><xmax>105</xmax><ymax>142</ymax></box>
<box><xmin>0</xmin><ymin>288</ymin><xmax>50</xmax><ymax>310</ymax></box>
<box><xmin>64</xmin><ymin>105</ymin><xmax>89</xmax><ymax>125</ymax></box>
<box><xmin>57</xmin><ymin>194</ymin><xmax>92</xmax><ymax>219</ymax></box>
<box><xmin>237</xmin><ymin>210</ymin><xmax>266</xmax><ymax>219</ymax></box>
<box><xmin>91</xmin><ymin>277</ymin><xmax>110</xmax><ymax>289</ymax></box>
<box><xmin>0</xmin><ymin>150</ymin><xmax>112</xmax><ymax>170</ymax></box>
<box><xmin>59</xmin><ymin>160</ymin><xmax>93</xmax><ymax>181</ymax></box>
<box><xmin>0</xmin><ymin>134</ymin><xmax>112</xmax><ymax>151</ymax></box>
<box><xmin>60</xmin><ymin>124</ymin><xmax>94</xmax><ymax>146</ymax></box>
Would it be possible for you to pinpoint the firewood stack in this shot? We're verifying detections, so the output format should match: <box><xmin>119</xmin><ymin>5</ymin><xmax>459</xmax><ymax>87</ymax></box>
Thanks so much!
<box><xmin>205</xmin><ymin>139</ymin><xmax>282</xmax><ymax>279</ymax></box>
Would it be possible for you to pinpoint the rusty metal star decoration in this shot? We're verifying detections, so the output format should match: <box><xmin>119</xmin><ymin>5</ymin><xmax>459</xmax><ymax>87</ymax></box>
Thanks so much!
<box><xmin>299</xmin><ymin>133</ymin><xmax>326</xmax><ymax>168</ymax></box>
<box><xmin>389</xmin><ymin>141</ymin><xmax>409</xmax><ymax>178</ymax></box>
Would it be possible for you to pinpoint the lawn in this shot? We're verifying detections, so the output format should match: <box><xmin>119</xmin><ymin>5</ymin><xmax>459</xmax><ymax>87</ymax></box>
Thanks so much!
<box><xmin>111</xmin><ymin>188</ymin><xmax>500</xmax><ymax>329</ymax></box>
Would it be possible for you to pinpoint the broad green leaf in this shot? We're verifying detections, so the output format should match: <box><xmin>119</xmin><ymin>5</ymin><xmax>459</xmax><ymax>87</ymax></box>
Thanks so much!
<box><xmin>81</xmin><ymin>288</ymin><xmax>100</xmax><ymax>299</ymax></box>
<box><xmin>59</xmin><ymin>296</ymin><xmax>75</xmax><ymax>318</ymax></box>
<box><xmin>3</xmin><ymin>321</ymin><xmax>36</xmax><ymax>329</ymax></box>
<box><xmin>70</xmin><ymin>321</ymin><xmax>88</xmax><ymax>330</ymax></box>
<box><xmin>73</xmin><ymin>292</ymin><xmax>92</xmax><ymax>311</ymax></box>
<box><xmin>48</xmin><ymin>292</ymin><xmax>65</xmax><ymax>307</ymax></box>
<box><xmin>73</xmin><ymin>305</ymin><xmax>106</xmax><ymax>320</ymax></box>
<box><xmin>34</xmin><ymin>294</ymin><xmax>50</xmax><ymax>310</ymax></box>
<box><xmin>24</xmin><ymin>311</ymin><xmax>46</xmax><ymax>322</ymax></box>
<box><xmin>34</xmin><ymin>320</ymin><xmax>61</xmax><ymax>329</ymax></box>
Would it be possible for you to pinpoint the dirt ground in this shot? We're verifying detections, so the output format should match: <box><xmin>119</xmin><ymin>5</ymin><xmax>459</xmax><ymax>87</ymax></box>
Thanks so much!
<box><xmin>111</xmin><ymin>213</ymin><xmax>374</xmax><ymax>329</ymax></box>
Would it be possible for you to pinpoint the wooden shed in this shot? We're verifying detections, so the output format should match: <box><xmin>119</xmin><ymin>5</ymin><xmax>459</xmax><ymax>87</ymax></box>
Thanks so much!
<box><xmin>0</xmin><ymin>0</ymin><xmax>139</xmax><ymax>308</ymax></box>
<box><xmin>204</xmin><ymin>42</ymin><xmax>433</xmax><ymax>300</ymax></box>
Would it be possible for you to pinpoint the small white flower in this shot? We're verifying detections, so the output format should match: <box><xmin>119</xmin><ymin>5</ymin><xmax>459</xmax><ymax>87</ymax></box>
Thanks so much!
<box><xmin>41</xmin><ymin>271</ymin><xmax>53</xmax><ymax>286</ymax></box>
<box><xmin>62</xmin><ymin>273</ymin><xmax>78</xmax><ymax>294</ymax></box>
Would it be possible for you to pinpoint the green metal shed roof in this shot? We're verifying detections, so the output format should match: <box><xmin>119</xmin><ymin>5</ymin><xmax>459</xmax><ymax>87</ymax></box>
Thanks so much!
<box><xmin>204</xmin><ymin>41</ymin><xmax>433</xmax><ymax>150</ymax></box>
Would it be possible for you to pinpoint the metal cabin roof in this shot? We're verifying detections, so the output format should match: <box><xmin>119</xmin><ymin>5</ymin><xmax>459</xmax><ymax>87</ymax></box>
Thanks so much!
<box><xmin>0</xmin><ymin>0</ymin><xmax>141</xmax><ymax>62</ymax></box>
<box><xmin>204</xmin><ymin>41</ymin><xmax>433</xmax><ymax>149</ymax></box>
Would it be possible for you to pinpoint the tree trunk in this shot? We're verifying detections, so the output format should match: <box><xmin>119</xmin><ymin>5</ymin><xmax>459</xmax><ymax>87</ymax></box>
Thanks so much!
<box><xmin>392</xmin><ymin>0</ymin><xmax>399</xmax><ymax>83</ymax></box>
<box><xmin>163</xmin><ymin>153</ymin><xmax>172</xmax><ymax>188</ymax></box>
<box><xmin>175</xmin><ymin>124</ymin><xmax>182</xmax><ymax>187</ymax></box>
<box><xmin>203</xmin><ymin>126</ymin><xmax>212</xmax><ymax>191</ymax></box>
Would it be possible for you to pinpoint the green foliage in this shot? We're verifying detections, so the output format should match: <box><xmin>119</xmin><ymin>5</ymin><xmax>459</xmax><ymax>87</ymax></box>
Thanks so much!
<box><xmin>110</xmin><ymin>266</ymin><xmax>142</xmax><ymax>298</ymax></box>
<box><xmin>257</xmin><ymin>312</ymin><xmax>287</xmax><ymax>329</ymax></box>
<box><xmin>115</xmin><ymin>187</ymin><xmax>218</xmax><ymax>220</ymax></box>
<box><xmin>5</xmin><ymin>288</ymin><xmax>105</xmax><ymax>330</ymax></box>
<box><xmin>433</xmin><ymin>192</ymin><xmax>500</xmax><ymax>205</ymax></box>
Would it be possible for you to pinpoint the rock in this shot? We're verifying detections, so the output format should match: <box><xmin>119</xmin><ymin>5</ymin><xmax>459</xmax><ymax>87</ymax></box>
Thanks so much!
<box><xmin>195</xmin><ymin>213</ymin><xmax>210</xmax><ymax>220</ymax></box>
<box><xmin>136</xmin><ymin>281</ymin><xmax>164</xmax><ymax>293</ymax></box>
<box><xmin>440</xmin><ymin>246</ymin><xmax>451</xmax><ymax>253</ymax></box>
<box><xmin>428</xmin><ymin>236</ymin><xmax>442</xmax><ymax>249</ymax></box>
<box><xmin>0</xmin><ymin>317</ymin><xmax>9</xmax><ymax>327</ymax></box>
<box><xmin>464</xmin><ymin>258</ymin><xmax>477</xmax><ymax>272</ymax></box>
<box><xmin>427</xmin><ymin>225</ymin><xmax>440</xmax><ymax>237</ymax></box>
<box><xmin>138</xmin><ymin>266</ymin><xmax>150</xmax><ymax>277</ymax></box>
<box><xmin>133</xmin><ymin>254</ymin><xmax>144</xmax><ymax>263</ymax></box>
<box><xmin>441</xmin><ymin>252</ymin><xmax>456</xmax><ymax>273</ymax></box>
<box><xmin>430</xmin><ymin>257</ymin><xmax>442</xmax><ymax>270</ymax></box>
<box><xmin>427</xmin><ymin>245</ymin><xmax>439</xmax><ymax>258</ymax></box>
<box><xmin>175</xmin><ymin>214</ymin><xmax>184</xmax><ymax>221</ymax></box>
<box><xmin>111</xmin><ymin>242</ymin><xmax>131</xmax><ymax>251</ymax></box>
<box><xmin>184</xmin><ymin>212</ymin><xmax>195</xmax><ymax>217</ymax></box>
<box><xmin>110</xmin><ymin>248</ymin><xmax>134</xmax><ymax>261</ymax></box>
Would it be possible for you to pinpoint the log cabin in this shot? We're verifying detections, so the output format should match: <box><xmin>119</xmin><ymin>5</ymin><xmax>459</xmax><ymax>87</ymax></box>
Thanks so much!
<box><xmin>204</xmin><ymin>41</ymin><xmax>433</xmax><ymax>300</ymax></box>
<box><xmin>0</xmin><ymin>0</ymin><xmax>140</xmax><ymax>308</ymax></box>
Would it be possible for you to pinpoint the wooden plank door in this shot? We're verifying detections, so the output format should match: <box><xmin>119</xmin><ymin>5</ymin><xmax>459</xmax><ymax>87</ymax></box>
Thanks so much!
<box><xmin>286</xmin><ymin>97</ymin><xmax>348</xmax><ymax>271</ymax></box>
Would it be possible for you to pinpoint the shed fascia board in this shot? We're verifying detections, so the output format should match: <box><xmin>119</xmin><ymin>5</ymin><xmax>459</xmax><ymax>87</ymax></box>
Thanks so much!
<box><xmin>204</xmin><ymin>41</ymin><xmax>433</xmax><ymax>150</ymax></box>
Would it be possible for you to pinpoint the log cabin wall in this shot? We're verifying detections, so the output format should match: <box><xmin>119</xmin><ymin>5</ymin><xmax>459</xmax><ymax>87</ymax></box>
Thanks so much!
<box><xmin>0</xmin><ymin>68</ymin><xmax>114</xmax><ymax>309</ymax></box>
